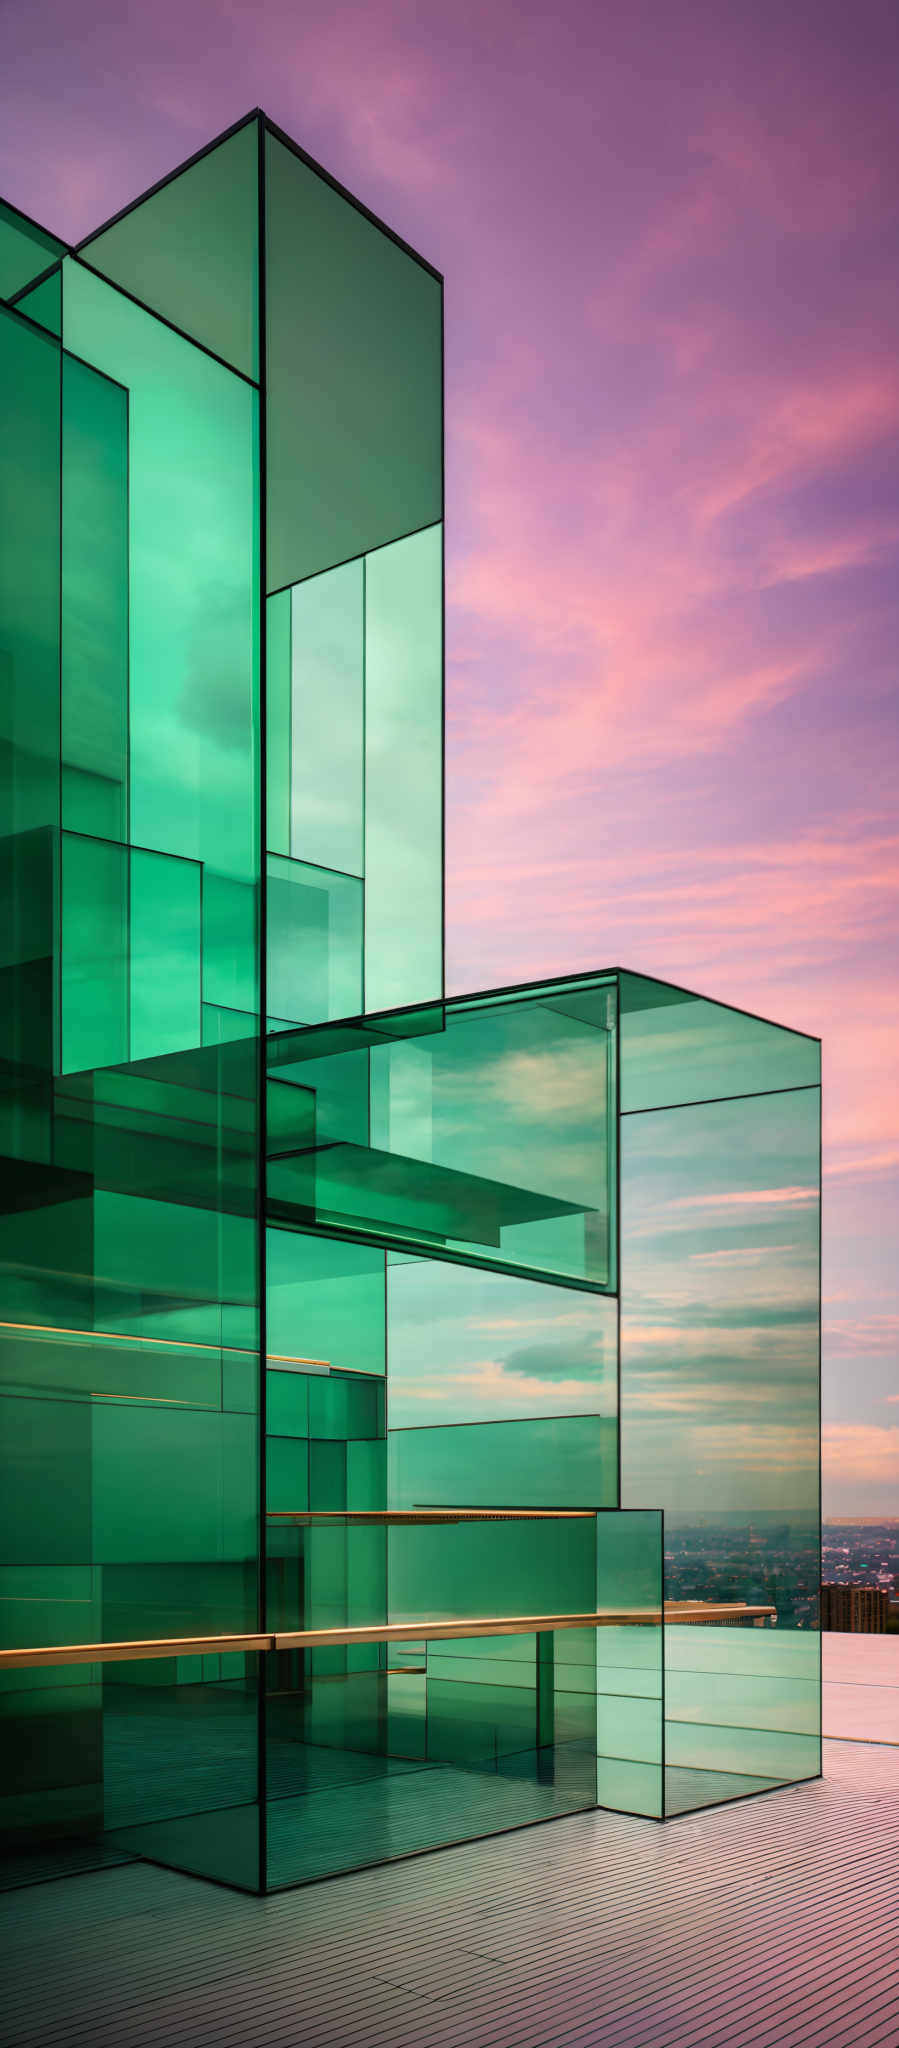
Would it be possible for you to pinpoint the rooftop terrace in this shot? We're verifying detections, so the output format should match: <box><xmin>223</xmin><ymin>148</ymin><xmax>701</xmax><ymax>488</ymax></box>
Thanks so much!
<box><xmin>2</xmin><ymin>1638</ymin><xmax>895</xmax><ymax>2048</ymax></box>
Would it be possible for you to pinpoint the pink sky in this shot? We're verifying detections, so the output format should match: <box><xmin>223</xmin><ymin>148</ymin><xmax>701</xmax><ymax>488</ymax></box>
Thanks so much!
<box><xmin>3</xmin><ymin>0</ymin><xmax>897</xmax><ymax>1510</ymax></box>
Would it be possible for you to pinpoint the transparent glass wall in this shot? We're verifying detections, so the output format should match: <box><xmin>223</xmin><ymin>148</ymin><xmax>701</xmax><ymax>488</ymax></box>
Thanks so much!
<box><xmin>2</xmin><ymin>121</ymin><xmax>824</xmax><ymax>1898</ymax></box>
<box><xmin>268</xmin><ymin>976</ymin><xmax>617</xmax><ymax>1290</ymax></box>
<box><xmin>619</xmin><ymin>972</ymin><xmax>821</xmax><ymax>1817</ymax></box>
<box><xmin>1</xmin><ymin>165</ymin><xmax>263</xmax><ymax>1890</ymax></box>
<box><xmin>266</xmin><ymin>1509</ymin><xmax>599</xmax><ymax>1889</ymax></box>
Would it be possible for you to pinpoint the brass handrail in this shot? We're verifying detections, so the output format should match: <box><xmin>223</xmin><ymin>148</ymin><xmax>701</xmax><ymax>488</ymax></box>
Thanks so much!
<box><xmin>268</xmin><ymin>1509</ymin><xmax>597</xmax><ymax>1523</ymax></box>
<box><xmin>0</xmin><ymin>1603</ymin><xmax>776</xmax><ymax>1670</ymax></box>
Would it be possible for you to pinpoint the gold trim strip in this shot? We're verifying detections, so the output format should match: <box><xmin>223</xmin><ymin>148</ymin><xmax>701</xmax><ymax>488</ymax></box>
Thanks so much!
<box><xmin>267</xmin><ymin>1508</ymin><xmax>596</xmax><ymax>1523</ymax></box>
<box><xmin>0</xmin><ymin>1603</ymin><xmax>776</xmax><ymax>1670</ymax></box>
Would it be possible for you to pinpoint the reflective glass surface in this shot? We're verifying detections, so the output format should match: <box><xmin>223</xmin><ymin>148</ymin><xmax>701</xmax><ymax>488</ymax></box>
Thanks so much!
<box><xmin>268</xmin><ymin>977</ymin><xmax>617</xmax><ymax>1289</ymax></box>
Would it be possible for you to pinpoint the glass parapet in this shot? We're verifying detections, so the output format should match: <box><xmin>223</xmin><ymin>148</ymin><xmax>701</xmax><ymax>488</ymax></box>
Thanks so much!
<box><xmin>265</xmin><ymin>1507</ymin><xmax>600</xmax><ymax>1888</ymax></box>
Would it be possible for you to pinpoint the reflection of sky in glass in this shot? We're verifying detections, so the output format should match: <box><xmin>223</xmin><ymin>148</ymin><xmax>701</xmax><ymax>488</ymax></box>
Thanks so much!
<box><xmin>387</xmin><ymin>1255</ymin><xmax>617</xmax><ymax>1427</ymax></box>
<box><xmin>63</xmin><ymin>258</ymin><xmax>259</xmax><ymax>886</ymax></box>
<box><xmin>621</xmin><ymin>1087</ymin><xmax>819</xmax><ymax>1514</ymax></box>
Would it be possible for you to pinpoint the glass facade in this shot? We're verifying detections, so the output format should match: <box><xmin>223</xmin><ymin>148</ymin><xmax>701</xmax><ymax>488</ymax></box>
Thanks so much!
<box><xmin>0</xmin><ymin>115</ymin><xmax>821</xmax><ymax>1895</ymax></box>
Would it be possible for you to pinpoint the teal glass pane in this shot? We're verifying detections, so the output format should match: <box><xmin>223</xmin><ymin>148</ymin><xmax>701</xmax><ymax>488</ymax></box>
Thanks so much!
<box><xmin>129</xmin><ymin>847</ymin><xmax>202</xmax><ymax>1060</ymax></box>
<box><xmin>387</xmin><ymin>1257</ymin><xmax>617</xmax><ymax>1428</ymax></box>
<box><xmin>619</xmin><ymin>970</ymin><xmax>821</xmax><ymax>1112</ymax></box>
<box><xmin>202</xmin><ymin>872</ymin><xmax>256</xmax><ymax>1022</ymax></box>
<box><xmin>14</xmin><ymin>265</ymin><xmax>62</xmax><ymax>337</ymax></box>
<box><xmin>265</xmin><ymin>1509</ymin><xmax>597</xmax><ymax>1890</ymax></box>
<box><xmin>60</xmin><ymin>831</ymin><xmax>128</xmax><ymax>1073</ymax></box>
<box><xmin>0</xmin><ymin>198</ymin><xmax>65</xmax><ymax>301</ymax></box>
<box><xmin>290</xmin><ymin>559</ymin><xmax>363</xmax><ymax>876</ymax></box>
<box><xmin>266</xmin><ymin>1228</ymin><xmax>385</xmax><ymax>1376</ymax></box>
<box><xmin>364</xmin><ymin>524</ymin><xmax>442</xmax><ymax>1013</ymax></box>
<box><xmin>265</xmin><ymin>588</ymin><xmax>291</xmax><ymax>857</ymax></box>
<box><xmin>61</xmin><ymin>350</ymin><xmax>128</xmax><ymax>840</ymax></box>
<box><xmin>389</xmin><ymin>1415</ymin><xmax>616</xmax><ymax>1510</ymax></box>
<box><xmin>0</xmin><ymin>306</ymin><xmax>60</xmax><ymax>851</ymax></box>
<box><xmin>264</xmin><ymin>128</ymin><xmax>442</xmax><ymax>592</ymax></box>
<box><xmin>78</xmin><ymin>118</ymin><xmax>259</xmax><ymax>380</ymax></box>
<box><xmin>595</xmin><ymin>1511</ymin><xmax>663</xmax><ymax>1819</ymax></box>
<box><xmin>620</xmin><ymin>1088</ymin><xmax>821</xmax><ymax>1814</ymax></box>
<box><xmin>63</xmin><ymin>259</ymin><xmax>260</xmax><ymax>890</ymax></box>
<box><xmin>267</xmin><ymin>855</ymin><xmax>362</xmax><ymax>1026</ymax></box>
<box><xmin>267</xmin><ymin>976</ymin><xmax>616</xmax><ymax>1290</ymax></box>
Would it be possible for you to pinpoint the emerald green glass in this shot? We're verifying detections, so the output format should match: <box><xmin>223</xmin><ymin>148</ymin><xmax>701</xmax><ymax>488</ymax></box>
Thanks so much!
<box><xmin>2</xmin><ymin>126</ymin><xmax>822</xmax><ymax>1894</ymax></box>
<box><xmin>290</xmin><ymin>559</ymin><xmax>363</xmax><ymax>877</ymax></box>
<box><xmin>268</xmin><ymin>976</ymin><xmax>616</xmax><ymax>1289</ymax></box>
<box><xmin>0</xmin><ymin>198</ymin><xmax>65</xmax><ymax>301</ymax></box>
<box><xmin>265</xmin><ymin>1509</ymin><xmax>598</xmax><ymax>1890</ymax></box>
<box><xmin>386</xmin><ymin>1258</ymin><xmax>617</xmax><ymax>1427</ymax></box>
<box><xmin>595</xmin><ymin>1511</ymin><xmax>663</xmax><ymax>1819</ymax></box>
<box><xmin>60</xmin><ymin>831</ymin><xmax>128</xmax><ymax>1072</ymax></box>
<box><xmin>389</xmin><ymin>1414</ymin><xmax>616</xmax><ymax>1510</ymax></box>
<box><xmin>61</xmin><ymin>350</ymin><xmax>128</xmax><ymax>841</ymax></box>
<box><xmin>264</xmin><ymin>128</ymin><xmax>442</xmax><ymax>592</ymax></box>
<box><xmin>619</xmin><ymin>969</ymin><xmax>821</xmax><ymax>1112</ymax></box>
<box><xmin>14</xmin><ymin>264</ymin><xmax>62</xmax><ymax>337</ymax></box>
<box><xmin>0</xmin><ymin>306</ymin><xmax>60</xmax><ymax>853</ymax></box>
<box><xmin>265</xmin><ymin>589</ymin><xmax>291</xmax><ymax>858</ymax></box>
<box><xmin>621</xmin><ymin>1075</ymin><xmax>821</xmax><ymax>1815</ymax></box>
<box><xmin>364</xmin><ymin>525</ymin><xmax>443</xmax><ymax>1012</ymax></box>
<box><xmin>267</xmin><ymin>855</ymin><xmax>362</xmax><ymax>1026</ymax></box>
<box><xmin>129</xmin><ymin>847</ymin><xmax>202</xmax><ymax>1059</ymax></box>
<box><xmin>78</xmin><ymin>118</ymin><xmax>259</xmax><ymax>380</ymax></box>
<box><xmin>63</xmin><ymin>259</ymin><xmax>259</xmax><ymax>888</ymax></box>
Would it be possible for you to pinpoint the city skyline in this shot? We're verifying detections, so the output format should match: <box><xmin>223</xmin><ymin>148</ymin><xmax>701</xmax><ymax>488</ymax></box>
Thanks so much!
<box><xmin>2</xmin><ymin>0</ymin><xmax>896</xmax><ymax>1514</ymax></box>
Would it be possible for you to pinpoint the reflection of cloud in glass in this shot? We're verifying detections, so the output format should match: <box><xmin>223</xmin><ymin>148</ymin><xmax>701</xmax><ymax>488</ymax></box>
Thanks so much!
<box><xmin>622</xmin><ymin>1088</ymin><xmax>819</xmax><ymax>1513</ymax></box>
<box><xmin>388</xmin><ymin>1255</ymin><xmax>617</xmax><ymax>1427</ymax></box>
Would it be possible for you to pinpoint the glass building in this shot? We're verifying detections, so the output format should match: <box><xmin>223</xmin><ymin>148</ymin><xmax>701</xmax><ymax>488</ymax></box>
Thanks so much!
<box><xmin>0</xmin><ymin>112</ymin><xmax>821</xmax><ymax>1894</ymax></box>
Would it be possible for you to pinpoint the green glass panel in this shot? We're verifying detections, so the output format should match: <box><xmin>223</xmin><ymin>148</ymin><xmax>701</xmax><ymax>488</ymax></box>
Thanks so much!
<box><xmin>0</xmin><ymin>823</ymin><xmax>56</xmax><ymax>1165</ymax></box>
<box><xmin>0</xmin><ymin>199</ymin><xmax>65</xmax><ymax>301</ymax></box>
<box><xmin>266</xmin><ymin>1511</ymin><xmax>597</xmax><ymax>1889</ymax></box>
<box><xmin>0</xmin><ymin>306</ymin><xmax>60</xmax><ymax>846</ymax></box>
<box><xmin>389</xmin><ymin>1414</ymin><xmax>616</xmax><ymax>1510</ymax></box>
<box><xmin>268</xmin><ymin>977</ymin><xmax>616</xmax><ymax>1290</ymax></box>
<box><xmin>266</xmin><ymin>1228</ymin><xmax>385</xmax><ymax>1376</ymax></box>
<box><xmin>267</xmin><ymin>855</ymin><xmax>362</xmax><ymax>1026</ymax></box>
<box><xmin>61</xmin><ymin>350</ymin><xmax>128</xmax><ymax>840</ymax></box>
<box><xmin>202</xmin><ymin>872</ymin><xmax>256</xmax><ymax>1019</ymax></box>
<box><xmin>63</xmin><ymin>259</ymin><xmax>260</xmax><ymax>889</ymax></box>
<box><xmin>363</xmin><ymin>525</ymin><xmax>442</xmax><ymax>1012</ymax></box>
<box><xmin>265</xmin><ymin>589</ymin><xmax>291</xmax><ymax>857</ymax></box>
<box><xmin>267</xmin><ymin>1432</ymin><xmax>309</xmax><ymax>1514</ymax></box>
<box><xmin>79</xmin><ymin>119</ymin><xmax>259</xmax><ymax>379</ymax></box>
<box><xmin>290</xmin><ymin>559</ymin><xmax>363</xmax><ymax>876</ymax></box>
<box><xmin>15</xmin><ymin>265</ymin><xmax>62</xmax><ymax>336</ymax></box>
<box><xmin>264</xmin><ymin>129</ymin><xmax>441</xmax><ymax>591</ymax></box>
<box><xmin>129</xmin><ymin>847</ymin><xmax>202</xmax><ymax>1060</ymax></box>
<box><xmin>60</xmin><ymin>831</ymin><xmax>128</xmax><ymax>1073</ymax></box>
<box><xmin>387</xmin><ymin>1514</ymin><xmax>596</xmax><ymax>1625</ymax></box>
<box><xmin>0</xmin><ymin>1663</ymin><xmax>103</xmax><ymax>1860</ymax></box>
<box><xmin>619</xmin><ymin>970</ymin><xmax>821</xmax><ymax>1112</ymax></box>
<box><xmin>266</xmin><ymin>1365</ymin><xmax>310</xmax><ymax>1438</ymax></box>
<box><xmin>595</xmin><ymin>1510</ymin><xmax>663</xmax><ymax>1819</ymax></box>
<box><xmin>387</xmin><ymin>1257</ymin><xmax>617</xmax><ymax>1428</ymax></box>
<box><xmin>620</xmin><ymin>1089</ymin><xmax>821</xmax><ymax>1814</ymax></box>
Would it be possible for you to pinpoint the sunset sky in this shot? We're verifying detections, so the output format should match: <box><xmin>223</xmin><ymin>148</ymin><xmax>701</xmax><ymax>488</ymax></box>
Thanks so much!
<box><xmin>3</xmin><ymin>0</ymin><xmax>896</xmax><ymax>1512</ymax></box>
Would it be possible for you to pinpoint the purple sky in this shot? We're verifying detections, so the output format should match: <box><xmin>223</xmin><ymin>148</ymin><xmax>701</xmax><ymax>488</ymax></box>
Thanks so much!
<box><xmin>3</xmin><ymin>0</ymin><xmax>897</xmax><ymax>1511</ymax></box>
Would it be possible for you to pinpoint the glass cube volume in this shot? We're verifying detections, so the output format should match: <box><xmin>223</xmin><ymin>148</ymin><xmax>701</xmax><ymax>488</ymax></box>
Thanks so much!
<box><xmin>0</xmin><ymin>113</ymin><xmax>822</xmax><ymax>1892</ymax></box>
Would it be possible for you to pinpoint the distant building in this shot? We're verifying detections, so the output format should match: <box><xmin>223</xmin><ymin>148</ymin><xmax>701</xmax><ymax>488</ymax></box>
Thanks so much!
<box><xmin>821</xmin><ymin>1584</ymin><xmax>890</xmax><ymax>1632</ymax></box>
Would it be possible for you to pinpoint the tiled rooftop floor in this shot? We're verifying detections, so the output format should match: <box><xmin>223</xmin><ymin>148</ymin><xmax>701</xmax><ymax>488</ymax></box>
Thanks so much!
<box><xmin>2</xmin><ymin>1733</ymin><xmax>897</xmax><ymax>2048</ymax></box>
<box><xmin>823</xmin><ymin>1631</ymin><xmax>899</xmax><ymax>1743</ymax></box>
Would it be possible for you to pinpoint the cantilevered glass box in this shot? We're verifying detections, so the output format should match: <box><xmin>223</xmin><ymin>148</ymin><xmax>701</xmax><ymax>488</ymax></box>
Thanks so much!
<box><xmin>0</xmin><ymin>114</ymin><xmax>821</xmax><ymax>1894</ymax></box>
